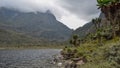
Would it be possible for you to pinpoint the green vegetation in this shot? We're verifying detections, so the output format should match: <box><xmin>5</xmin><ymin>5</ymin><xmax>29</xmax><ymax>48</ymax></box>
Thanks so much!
<box><xmin>97</xmin><ymin>0</ymin><xmax>120</xmax><ymax>37</ymax></box>
<box><xmin>62</xmin><ymin>36</ymin><xmax>120</xmax><ymax>68</ymax></box>
<box><xmin>0</xmin><ymin>29</ymin><xmax>66</xmax><ymax>49</ymax></box>
<box><xmin>61</xmin><ymin>0</ymin><xmax>120</xmax><ymax>68</ymax></box>
<box><xmin>69</xmin><ymin>34</ymin><xmax>81</xmax><ymax>47</ymax></box>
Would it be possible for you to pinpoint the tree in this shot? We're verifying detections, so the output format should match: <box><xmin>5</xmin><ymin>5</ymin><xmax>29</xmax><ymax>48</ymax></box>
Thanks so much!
<box><xmin>69</xmin><ymin>34</ymin><xmax>80</xmax><ymax>47</ymax></box>
<box><xmin>97</xmin><ymin>0</ymin><xmax>120</xmax><ymax>37</ymax></box>
<box><xmin>92</xmin><ymin>18</ymin><xmax>103</xmax><ymax>45</ymax></box>
<box><xmin>92</xmin><ymin>18</ymin><xmax>102</xmax><ymax>30</ymax></box>
<box><xmin>92</xmin><ymin>19</ymin><xmax>97</xmax><ymax>29</ymax></box>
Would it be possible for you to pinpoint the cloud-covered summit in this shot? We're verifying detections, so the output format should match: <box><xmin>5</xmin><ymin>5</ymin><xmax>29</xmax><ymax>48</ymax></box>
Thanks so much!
<box><xmin>0</xmin><ymin>0</ymin><xmax>100</xmax><ymax>29</ymax></box>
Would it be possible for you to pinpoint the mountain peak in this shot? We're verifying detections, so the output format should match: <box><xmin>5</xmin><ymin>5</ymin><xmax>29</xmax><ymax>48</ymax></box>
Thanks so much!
<box><xmin>46</xmin><ymin>10</ymin><xmax>52</xmax><ymax>14</ymax></box>
<box><xmin>0</xmin><ymin>7</ymin><xmax>73</xmax><ymax>42</ymax></box>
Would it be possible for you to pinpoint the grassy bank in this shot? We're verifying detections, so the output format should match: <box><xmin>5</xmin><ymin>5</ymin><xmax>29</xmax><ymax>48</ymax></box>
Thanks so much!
<box><xmin>62</xmin><ymin>37</ymin><xmax>120</xmax><ymax>68</ymax></box>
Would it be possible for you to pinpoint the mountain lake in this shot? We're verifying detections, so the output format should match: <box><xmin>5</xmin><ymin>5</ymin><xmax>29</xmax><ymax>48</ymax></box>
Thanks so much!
<box><xmin>0</xmin><ymin>49</ymin><xmax>62</xmax><ymax>68</ymax></box>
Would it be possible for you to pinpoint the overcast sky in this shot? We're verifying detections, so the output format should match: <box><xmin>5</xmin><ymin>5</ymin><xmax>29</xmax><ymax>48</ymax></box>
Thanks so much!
<box><xmin>0</xmin><ymin>0</ymin><xmax>100</xmax><ymax>29</ymax></box>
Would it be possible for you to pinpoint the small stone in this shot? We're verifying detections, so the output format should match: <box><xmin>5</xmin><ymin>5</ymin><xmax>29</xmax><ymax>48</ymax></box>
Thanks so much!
<box><xmin>76</xmin><ymin>60</ymin><xmax>85</xmax><ymax>65</ymax></box>
<box><xmin>57</xmin><ymin>62</ymin><xmax>62</xmax><ymax>67</ymax></box>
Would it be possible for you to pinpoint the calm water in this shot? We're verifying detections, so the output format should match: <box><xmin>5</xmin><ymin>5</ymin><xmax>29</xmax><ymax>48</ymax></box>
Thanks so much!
<box><xmin>0</xmin><ymin>49</ymin><xmax>61</xmax><ymax>68</ymax></box>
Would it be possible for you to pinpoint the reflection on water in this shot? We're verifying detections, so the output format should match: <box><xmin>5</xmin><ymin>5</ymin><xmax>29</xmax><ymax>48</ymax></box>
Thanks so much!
<box><xmin>0</xmin><ymin>49</ymin><xmax>61</xmax><ymax>68</ymax></box>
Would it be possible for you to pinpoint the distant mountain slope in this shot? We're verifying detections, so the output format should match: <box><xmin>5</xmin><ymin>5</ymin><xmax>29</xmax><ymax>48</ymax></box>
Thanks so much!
<box><xmin>0</xmin><ymin>7</ymin><xmax>73</xmax><ymax>42</ymax></box>
<box><xmin>73</xmin><ymin>22</ymin><xmax>94</xmax><ymax>38</ymax></box>
<box><xmin>0</xmin><ymin>28</ymin><xmax>41</xmax><ymax>45</ymax></box>
<box><xmin>73</xmin><ymin>13</ymin><xmax>104</xmax><ymax>38</ymax></box>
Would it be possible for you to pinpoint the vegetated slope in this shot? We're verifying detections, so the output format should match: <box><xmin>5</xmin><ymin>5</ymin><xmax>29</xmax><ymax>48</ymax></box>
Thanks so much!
<box><xmin>62</xmin><ymin>1</ymin><xmax>120</xmax><ymax>67</ymax></box>
<box><xmin>74</xmin><ymin>22</ymin><xmax>94</xmax><ymax>38</ymax></box>
<box><xmin>0</xmin><ymin>7</ymin><xmax>73</xmax><ymax>42</ymax></box>
<box><xmin>0</xmin><ymin>28</ymin><xmax>41</xmax><ymax>46</ymax></box>
<box><xmin>73</xmin><ymin>13</ymin><xmax>105</xmax><ymax>38</ymax></box>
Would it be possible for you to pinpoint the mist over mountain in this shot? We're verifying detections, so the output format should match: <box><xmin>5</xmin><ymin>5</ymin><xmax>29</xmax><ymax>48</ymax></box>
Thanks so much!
<box><xmin>73</xmin><ymin>13</ymin><xmax>105</xmax><ymax>38</ymax></box>
<box><xmin>0</xmin><ymin>7</ymin><xmax>73</xmax><ymax>44</ymax></box>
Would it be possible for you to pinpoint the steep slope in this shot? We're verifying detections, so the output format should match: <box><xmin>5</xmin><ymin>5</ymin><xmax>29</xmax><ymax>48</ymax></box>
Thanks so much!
<box><xmin>74</xmin><ymin>22</ymin><xmax>94</xmax><ymax>38</ymax></box>
<box><xmin>0</xmin><ymin>7</ymin><xmax>73</xmax><ymax>42</ymax></box>
<box><xmin>73</xmin><ymin>13</ymin><xmax>104</xmax><ymax>38</ymax></box>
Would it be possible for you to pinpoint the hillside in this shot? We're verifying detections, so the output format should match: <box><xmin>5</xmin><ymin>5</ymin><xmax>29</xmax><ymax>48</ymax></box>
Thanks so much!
<box><xmin>73</xmin><ymin>13</ymin><xmax>105</xmax><ymax>38</ymax></box>
<box><xmin>61</xmin><ymin>0</ymin><xmax>120</xmax><ymax>68</ymax></box>
<box><xmin>0</xmin><ymin>7</ymin><xmax>73</xmax><ymax>43</ymax></box>
<box><xmin>73</xmin><ymin>22</ymin><xmax>94</xmax><ymax>38</ymax></box>
<box><xmin>0</xmin><ymin>28</ymin><xmax>41</xmax><ymax>46</ymax></box>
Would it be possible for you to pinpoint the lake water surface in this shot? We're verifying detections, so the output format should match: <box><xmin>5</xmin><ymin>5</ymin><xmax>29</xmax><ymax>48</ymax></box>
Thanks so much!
<box><xmin>0</xmin><ymin>49</ymin><xmax>61</xmax><ymax>68</ymax></box>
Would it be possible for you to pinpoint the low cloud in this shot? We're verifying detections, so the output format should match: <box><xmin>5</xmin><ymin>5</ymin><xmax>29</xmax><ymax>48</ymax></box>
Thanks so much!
<box><xmin>0</xmin><ymin>0</ymin><xmax>100</xmax><ymax>29</ymax></box>
<box><xmin>59</xmin><ymin>0</ymin><xmax>100</xmax><ymax>21</ymax></box>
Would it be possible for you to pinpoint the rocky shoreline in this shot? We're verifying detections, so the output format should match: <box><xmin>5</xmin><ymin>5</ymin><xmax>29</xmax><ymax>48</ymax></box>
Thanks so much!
<box><xmin>52</xmin><ymin>51</ymin><xmax>86</xmax><ymax>68</ymax></box>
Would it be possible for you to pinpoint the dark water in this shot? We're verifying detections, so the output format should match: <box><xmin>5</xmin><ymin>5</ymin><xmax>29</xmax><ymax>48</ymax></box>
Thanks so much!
<box><xmin>0</xmin><ymin>49</ymin><xmax>61</xmax><ymax>68</ymax></box>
